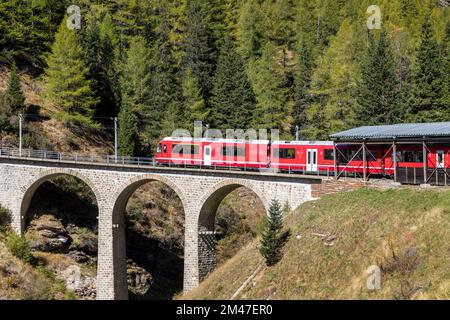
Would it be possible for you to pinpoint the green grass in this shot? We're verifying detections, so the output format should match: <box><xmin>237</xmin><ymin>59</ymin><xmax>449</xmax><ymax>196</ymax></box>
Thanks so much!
<box><xmin>182</xmin><ymin>188</ymin><xmax>450</xmax><ymax>300</ymax></box>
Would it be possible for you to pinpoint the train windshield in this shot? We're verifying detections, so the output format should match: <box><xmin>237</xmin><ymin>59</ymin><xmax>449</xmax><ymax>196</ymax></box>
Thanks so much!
<box><xmin>157</xmin><ymin>144</ymin><xmax>162</xmax><ymax>153</ymax></box>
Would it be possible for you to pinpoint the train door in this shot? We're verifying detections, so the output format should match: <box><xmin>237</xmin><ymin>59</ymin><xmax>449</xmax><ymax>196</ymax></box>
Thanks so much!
<box><xmin>436</xmin><ymin>150</ymin><xmax>444</xmax><ymax>169</ymax></box>
<box><xmin>204</xmin><ymin>145</ymin><xmax>212</xmax><ymax>166</ymax></box>
<box><xmin>307</xmin><ymin>149</ymin><xmax>318</xmax><ymax>172</ymax></box>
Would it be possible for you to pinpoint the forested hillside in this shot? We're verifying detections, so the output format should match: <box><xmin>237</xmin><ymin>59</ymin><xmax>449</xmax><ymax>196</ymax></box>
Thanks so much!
<box><xmin>0</xmin><ymin>0</ymin><xmax>449</xmax><ymax>154</ymax></box>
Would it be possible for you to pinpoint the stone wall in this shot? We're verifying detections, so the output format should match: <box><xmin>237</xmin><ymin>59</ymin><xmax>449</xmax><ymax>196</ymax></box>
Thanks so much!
<box><xmin>311</xmin><ymin>178</ymin><xmax>367</xmax><ymax>198</ymax></box>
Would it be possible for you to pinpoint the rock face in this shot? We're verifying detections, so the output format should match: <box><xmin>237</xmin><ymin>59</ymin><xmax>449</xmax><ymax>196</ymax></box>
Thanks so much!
<box><xmin>58</xmin><ymin>265</ymin><xmax>97</xmax><ymax>300</ymax></box>
<box><xmin>67</xmin><ymin>224</ymin><xmax>98</xmax><ymax>256</ymax></box>
<box><xmin>127</xmin><ymin>260</ymin><xmax>152</xmax><ymax>295</ymax></box>
<box><xmin>27</xmin><ymin>215</ymin><xmax>72</xmax><ymax>253</ymax></box>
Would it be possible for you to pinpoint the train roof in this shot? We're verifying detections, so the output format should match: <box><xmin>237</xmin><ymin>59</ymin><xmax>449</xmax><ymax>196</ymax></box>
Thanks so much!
<box><xmin>272</xmin><ymin>141</ymin><xmax>334</xmax><ymax>146</ymax></box>
<box><xmin>161</xmin><ymin>137</ymin><xmax>270</xmax><ymax>144</ymax></box>
<box><xmin>161</xmin><ymin>137</ymin><xmax>335</xmax><ymax>145</ymax></box>
<box><xmin>331</xmin><ymin>122</ymin><xmax>450</xmax><ymax>141</ymax></box>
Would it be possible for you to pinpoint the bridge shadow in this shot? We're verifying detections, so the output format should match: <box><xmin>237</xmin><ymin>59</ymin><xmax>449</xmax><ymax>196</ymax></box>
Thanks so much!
<box><xmin>125</xmin><ymin>226</ymin><xmax>184</xmax><ymax>300</ymax></box>
<box><xmin>26</xmin><ymin>177</ymin><xmax>98</xmax><ymax>230</ymax></box>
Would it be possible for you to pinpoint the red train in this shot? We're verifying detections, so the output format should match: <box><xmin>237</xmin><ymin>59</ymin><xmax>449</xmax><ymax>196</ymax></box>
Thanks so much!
<box><xmin>155</xmin><ymin>137</ymin><xmax>449</xmax><ymax>182</ymax></box>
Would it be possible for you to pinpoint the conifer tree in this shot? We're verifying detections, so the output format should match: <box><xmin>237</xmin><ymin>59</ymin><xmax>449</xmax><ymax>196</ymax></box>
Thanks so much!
<box><xmin>249</xmin><ymin>42</ymin><xmax>289</xmax><ymax>133</ymax></box>
<box><xmin>182</xmin><ymin>0</ymin><xmax>214</xmax><ymax>100</ymax></box>
<box><xmin>7</xmin><ymin>64</ymin><xmax>25</xmax><ymax>113</ymax></box>
<box><xmin>409</xmin><ymin>15</ymin><xmax>447</xmax><ymax>122</ymax></box>
<box><xmin>148</xmin><ymin>18</ymin><xmax>182</xmax><ymax>138</ymax></box>
<box><xmin>357</xmin><ymin>31</ymin><xmax>400</xmax><ymax>125</ymax></box>
<box><xmin>182</xmin><ymin>69</ymin><xmax>208</xmax><ymax>128</ymax></box>
<box><xmin>439</xmin><ymin>22</ymin><xmax>450</xmax><ymax>117</ymax></box>
<box><xmin>82</xmin><ymin>16</ymin><xmax>117</xmax><ymax>118</ymax></box>
<box><xmin>293</xmin><ymin>38</ymin><xmax>313</xmax><ymax>135</ymax></box>
<box><xmin>260</xmin><ymin>199</ymin><xmax>285</xmax><ymax>266</ymax></box>
<box><xmin>43</xmin><ymin>18</ymin><xmax>98</xmax><ymax>128</ymax></box>
<box><xmin>118</xmin><ymin>36</ymin><xmax>151</xmax><ymax>152</ymax></box>
<box><xmin>0</xmin><ymin>91</ymin><xmax>13</xmax><ymax>133</ymax></box>
<box><xmin>238</xmin><ymin>0</ymin><xmax>264</xmax><ymax>59</ymax></box>
<box><xmin>118</xmin><ymin>97</ymin><xmax>138</xmax><ymax>157</ymax></box>
<box><xmin>210</xmin><ymin>36</ymin><xmax>256</xmax><ymax>129</ymax></box>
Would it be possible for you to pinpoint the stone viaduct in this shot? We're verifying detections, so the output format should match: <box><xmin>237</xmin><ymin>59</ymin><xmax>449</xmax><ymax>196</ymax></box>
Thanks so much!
<box><xmin>0</xmin><ymin>154</ymin><xmax>332</xmax><ymax>300</ymax></box>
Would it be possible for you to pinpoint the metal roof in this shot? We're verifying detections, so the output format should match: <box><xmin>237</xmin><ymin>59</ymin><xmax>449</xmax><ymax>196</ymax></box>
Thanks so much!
<box><xmin>330</xmin><ymin>122</ymin><xmax>450</xmax><ymax>140</ymax></box>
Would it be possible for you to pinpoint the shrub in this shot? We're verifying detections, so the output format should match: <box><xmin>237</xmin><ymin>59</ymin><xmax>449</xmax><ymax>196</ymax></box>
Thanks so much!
<box><xmin>0</xmin><ymin>206</ymin><xmax>12</xmax><ymax>230</ymax></box>
<box><xmin>6</xmin><ymin>232</ymin><xmax>33</xmax><ymax>263</ymax></box>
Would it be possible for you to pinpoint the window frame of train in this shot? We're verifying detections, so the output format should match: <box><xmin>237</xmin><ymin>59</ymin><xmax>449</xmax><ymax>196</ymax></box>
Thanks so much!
<box><xmin>273</xmin><ymin>148</ymin><xmax>296</xmax><ymax>159</ymax></box>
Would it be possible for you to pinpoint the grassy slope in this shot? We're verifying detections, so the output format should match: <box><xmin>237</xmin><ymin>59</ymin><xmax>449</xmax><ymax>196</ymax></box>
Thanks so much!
<box><xmin>182</xmin><ymin>188</ymin><xmax>450</xmax><ymax>300</ymax></box>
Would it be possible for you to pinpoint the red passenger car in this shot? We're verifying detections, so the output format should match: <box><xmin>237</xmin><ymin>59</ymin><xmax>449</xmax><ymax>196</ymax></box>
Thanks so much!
<box><xmin>269</xmin><ymin>141</ymin><xmax>335</xmax><ymax>174</ymax></box>
<box><xmin>155</xmin><ymin>137</ymin><xmax>269</xmax><ymax>169</ymax></box>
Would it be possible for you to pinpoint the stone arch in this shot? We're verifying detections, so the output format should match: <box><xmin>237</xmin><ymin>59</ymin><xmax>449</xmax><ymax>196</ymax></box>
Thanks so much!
<box><xmin>111</xmin><ymin>174</ymin><xmax>188</xmax><ymax>216</ymax></box>
<box><xmin>19</xmin><ymin>168</ymin><xmax>101</xmax><ymax>233</ymax></box>
<box><xmin>109</xmin><ymin>174</ymin><xmax>188</xmax><ymax>300</ymax></box>
<box><xmin>196</xmin><ymin>179</ymin><xmax>268</xmax><ymax>280</ymax></box>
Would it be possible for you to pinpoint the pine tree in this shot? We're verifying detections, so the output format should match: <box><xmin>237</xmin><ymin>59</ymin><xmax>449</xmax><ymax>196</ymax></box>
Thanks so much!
<box><xmin>119</xmin><ymin>36</ymin><xmax>151</xmax><ymax>152</ymax></box>
<box><xmin>181</xmin><ymin>0</ymin><xmax>214</xmax><ymax>100</ymax></box>
<box><xmin>0</xmin><ymin>0</ymin><xmax>68</xmax><ymax>66</ymax></box>
<box><xmin>439</xmin><ymin>22</ymin><xmax>450</xmax><ymax>117</ymax></box>
<box><xmin>7</xmin><ymin>64</ymin><xmax>25</xmax><ymax>113</ymax></box>
<box><xmin>293</xmin><ymin>38</ymin><xmax>313</xmax><ymax>136</ymax></box>
<box><xmin>294</xmin><ymin>0</ymin><xmax>318</xmax><ymax>53</ymax></box>
<box><xmin>316</xmin><ymin>0</ymin><xmax>346</xmax><ymax>49</ymax></box>
<box><xmin>0</xmin><ymin>91</ymin><xmax>13</xmax><ymax>133</ymax></box>
<box><xmin>182</xmin><ymin>69</ymin><xmax>208</xmax><ymax>129</ymax></box>
<box><xmin>357</xmin><ymin>31</ymin><xmax>400</xmax><ymax>126</ymax></box>
<box><xmin>148</xmin><ymin>18</ymin><xmax>182</xmax><ymax>138</ymax></box>
<box><xmin>409</xmin><ymin>15</ymin><xmax>447</xmax><ymax>122</ymax></box>
<box><xmin>303</xmin><ymin>19</ymin><xmax>363</xmax><ymax>139</ymax></box>
<box><xmin>249</xmin><ymin>42</ymin><xmax>289</xmax><ymax>133</ymax></box>
<box><xmin>210</xmin><ymin>36</ymin><xmax>256</xmax><ymax>129</ymax></box>
<box><xmin>260</xmin><ymin>199</ymin><xmax>285</xmax><ymax>266</ymax></box>
<box><xmin>82</xmin><ymin>16</ymin><xmax>118</xmax><ymax>118</ymax></box>
<box><xmin>263</xmin><ymin>0</ymin><xmax>296</xmax><ymax>49</ymax></box>
<box><xmin>238</xmin><ymin>0</ymin><xmax>264</xmax><ymax>59</ymax></box>
<box><xmin>43</xmin><ymin>18</ymin><xmax>99</xmax><ymax>128</ymax></box>
<box><xmin>118</xmin><ymin>97</ymin><xmax>138</xmax><ymax>157</ymax></box>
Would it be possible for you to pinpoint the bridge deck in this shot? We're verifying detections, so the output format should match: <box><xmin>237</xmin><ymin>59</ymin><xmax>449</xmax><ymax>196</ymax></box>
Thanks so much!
<box><xmin>0</xmin><ymin>148</ymin><xmax>324</xmax><ymax>182</ymax></box>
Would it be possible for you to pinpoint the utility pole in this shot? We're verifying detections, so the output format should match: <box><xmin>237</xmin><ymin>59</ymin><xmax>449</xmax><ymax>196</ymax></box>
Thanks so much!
<box><xmin>295</xmin><ymin>125</ymin><xmax>299</xmax><ymax>141</ymax></box>
<box><xmin>114</xmin><ymin>117</ymin><xmax>118</xmax><ymax>161</ymax></box>
<box><xmin>19</xmin><ymin>113</ymin><xmax>23</xmax><ymax>156</ymax></box>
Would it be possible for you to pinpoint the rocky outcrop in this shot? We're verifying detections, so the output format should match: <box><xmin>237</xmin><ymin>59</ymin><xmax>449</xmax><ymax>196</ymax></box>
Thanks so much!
<box><xmin>67</xmin><ymin>224</ymin><xmax>98</xmax><ymax>256</ymax></box>
<box><xmin>26</xmin><ymin>215</ymin><xmax>72</xmax><ymax>253</ymax></box>
<box><xmin>26</xmin><ymin>217</ymin><xmax>98</xmax><ymax>262</ymax></box>
<box><xmin>58</xmin><ymin>265</ymin><xmax>96</xmax><ymax>300</ymax></box>
<box><xmin>127</xmin><ymin>260</ymin><xmax>152</xmax><ymax>295</ymax></box>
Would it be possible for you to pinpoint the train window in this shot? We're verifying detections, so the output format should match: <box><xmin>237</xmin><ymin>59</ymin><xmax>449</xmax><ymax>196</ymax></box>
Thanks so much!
<box><xmin>172</xmin><ymin>144</ymin><xmax>199</xmax><ymax>155</ymax></box>
<box><xmin>324</xmin><ymin>149</ymin><xmax>334</xmax><ymax>161</ymax></box>
<box><xmin>157</xmin><ymin>144</ymin><xmax>162</xmax><ymax>153</ymax></box>
<box><xmin>393</xmin><ymin>150</ymin><xmax>423</xmax><ymax>163</ymax></box>
<box><xmin>221</xmin><ymin>146</ymin><xmax>246</xmax><ymax>157</ymax></box>
<box><xmin>274</xmin><ymin>148</ymin><xmax>296</xmax><ymax>159</ymax></box>
<box><xmin>163</xmin><ymin>144</ymin><xmax>167</xmax><ymax>153</ymax></box>
<box><xmin>338</xmin><ymin>149</ymin><xmax>362</xmax><ymax>164</ymax></box>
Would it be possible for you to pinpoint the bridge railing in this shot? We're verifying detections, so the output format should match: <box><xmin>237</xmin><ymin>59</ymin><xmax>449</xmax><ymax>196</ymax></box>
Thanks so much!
<box><xmin>0</xmin><ymin>147</ymin><xmax>331</xmax><ymax>177</ymax></box>
<box><xmin>0</xmin><ymin>147</ymin><xmax>156</xmax><ymax>167</ymax></box>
